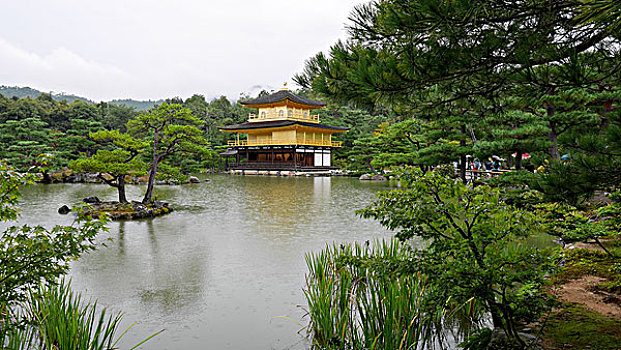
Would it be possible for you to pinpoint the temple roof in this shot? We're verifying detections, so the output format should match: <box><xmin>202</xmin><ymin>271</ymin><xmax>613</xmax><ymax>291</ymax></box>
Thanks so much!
<box><xmin>240</xmin><ymin>90</ymin><xmax>326</xmax><ymax>108</ymax></box>
<box><xmin>219</xmin><ymin>120</ymin><xmax>349</xmax><ymax>132</ymax></box>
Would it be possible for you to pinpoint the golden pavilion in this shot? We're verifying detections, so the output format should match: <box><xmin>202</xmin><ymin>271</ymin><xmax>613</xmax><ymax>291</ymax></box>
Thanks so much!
<box><xmin>219</xmin><ymin>87</ymin><xmax>348</xmax><ymax>171</ymax></box>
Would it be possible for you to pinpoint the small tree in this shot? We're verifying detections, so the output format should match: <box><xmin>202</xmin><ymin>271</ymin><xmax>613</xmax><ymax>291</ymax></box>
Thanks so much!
<box><xmin>358</xmin><ymin>167</ymin><xmax>557</xmax><ymax>347</ymax></box>
<box><xmin>127</xmin><ymin>103</ymin><xmax>209</xmax><ymax>204</ymax></box>
<box><xmin>69</xmin><ymin>130</ymin><xmax>146</xmax><ymax>203</ymax></box>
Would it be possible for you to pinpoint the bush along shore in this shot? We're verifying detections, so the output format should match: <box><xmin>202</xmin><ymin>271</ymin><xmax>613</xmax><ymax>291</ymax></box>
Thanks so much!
<box><xmin>41</xmin><ymin>169</ymin><xmax>209</xmax><ymax>185</ymax></box>
<box><xmin>59</xmin><ymin>196</ymin><xmax>173</xmax><ymax>220</ymax></box>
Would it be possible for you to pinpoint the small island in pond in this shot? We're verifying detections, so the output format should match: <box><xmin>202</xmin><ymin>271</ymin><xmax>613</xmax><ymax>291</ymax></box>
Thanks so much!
<box><xmin>59</xmin><ymin>197</ymin><xmax>173</xmax><ymax>220</ymax></box>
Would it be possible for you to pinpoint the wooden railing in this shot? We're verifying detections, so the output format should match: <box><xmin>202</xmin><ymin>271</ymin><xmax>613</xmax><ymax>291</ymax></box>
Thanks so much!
<box><xmin>228</xmin><ymin>140</ymin><xmax>342</xmax><ymax>147</ymax></box>
<box><xmin>227</xmin><ymin>162</ymin><xmax>338</xmax><ymax>170</ymax></box>
<box><xmin>248</xmin><ymin>113</ymin><xmax>320</xmax><ymax>123</ymax></box>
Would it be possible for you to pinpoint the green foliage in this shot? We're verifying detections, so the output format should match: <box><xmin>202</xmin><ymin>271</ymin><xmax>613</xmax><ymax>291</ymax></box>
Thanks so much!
<box><xmin>486</xmin><ymin>170</ymin><xmax>542</xmax><ymax>208</ymax></box>
<box><xmin>295</xmin><ymin>0</ymin><xmax>620</xmax><ymax>194</ymax></box>
<box><xmin>154</xmin><ymin>162</ymin><xmax>189</xmax><ymax>184</ymax></box>
<box><xmin>0</xmin><ymin>94</ymin><xmax>142</xmax><ymax>175</ymax></box>
<box><xmin>128</xmin><ymin>103</ymin><xmax>209</xmax><ymax>203</ymax></box>
<box><xmin>546</xmin><ymin>103</ymin><xmax>621</xmax><ymax>197</ymax></box>
<box><xmin>295</xmin><ymin>0</ymin><xmax>619</xmax><ymax>107</ymax></box>
<box><xmin>597</xmin><ymin>195</ymin><xmax>621</xmax><ymax>234</ymax></box>
<box><xmin>2</xmin><ymin>280</ymin><xmax>161</xmax><ymax>350</ymax></box>
<box><xmin>304</xmin><ymin>239</ymin><xmax>431</xmax><ymax>350</ymax></box>
<box><xmin>358</xmin><ymin>168</ymin><xmax>558</xmax><ymax>344</ymax></box>
<box><xmin>458</xmin><ymin>328</ymin><xmax>493</xmax><ymax>350</ymax></box>
<box><xmin>0</xmin><ymin>162</ymin><xmax>36</xmax><ymax>221</ymax></box>
<box><xmin>536</xmin><ymin>203</ymin><xmax>617</xmax><ymax>257</ymax></box>
<box><xmin>69</xmin><ymin>130</ymin><xmax>147</xmax><ymax>203</ymax></box>
<box><xmin>0</xmin><ymin>161</ymin><xmax>108</xmax><ymax>335</ymax></box>
<box><xmin>0</xmin><ymin>118</ymin><xmax>52</xmax><ymax>171</ymax></box>
<box><xmin>71</xmin><ymin>149</ymin><xmax>143</xmax><ymax>177</ymax></box>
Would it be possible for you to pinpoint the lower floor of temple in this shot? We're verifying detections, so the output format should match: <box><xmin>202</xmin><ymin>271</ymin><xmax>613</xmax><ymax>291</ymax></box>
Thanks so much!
<box><xmin>220</xmin><ymin>145</ymin><xmax>337</xmax><ymax>171</ymax></box>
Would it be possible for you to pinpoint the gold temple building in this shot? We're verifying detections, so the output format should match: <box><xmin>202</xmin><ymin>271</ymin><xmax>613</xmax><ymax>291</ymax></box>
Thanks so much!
<box><xmin>219</xmin><ymin>87</ymin><xmax>349</xmax><ymax>172</ymax></box>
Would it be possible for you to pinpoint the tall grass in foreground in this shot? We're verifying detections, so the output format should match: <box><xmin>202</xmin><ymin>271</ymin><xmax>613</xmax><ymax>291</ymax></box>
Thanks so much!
<box><xmin>2</xmin><ymin>280</ymin><xmax>160</xmax><ymax>350</ymax></box>
<box><xmin>304</xmin><ymin>239</ymin><xmax>430</xmax><ymax>350</ymax></box>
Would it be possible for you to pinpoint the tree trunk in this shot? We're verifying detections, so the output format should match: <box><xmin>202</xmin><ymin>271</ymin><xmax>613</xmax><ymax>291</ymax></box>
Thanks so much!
<box><xmin>142</xmin><ymin>161</ymin><xmax>158</xmax><ymax>204</ymax></box>
<box><xmin>366</xmin><ymin>157</ymin><xmax>379</xmax><ymax>175</ymax></box>
<box><xmin>143</xmin><ymin>129</ymin><xmax>160</xmax><ymax>204</ymax></box>
<box><xmin>460</xmin><ymin>125</ymin><xmax>467</xmax><ymax>183</ymax></box>
<box><xmin>41</xmin><ymin>171</ymin><xmax>52</xmax><ymax>184</ymax></box>
<box><xmin>546</xmin><ymin>105</ymin><xmax>561</xmax><ymax>160</ymax></box>
<box><xmin>515</xmin><ymin>150</ymin><xmax>523</xmax><ymax>170</ymax></box>
<box><xmin>489</xmin><ymin>305</ymin><xmax>504</xmax><ymax>328</ymax></box>
<box><xmin>117</xmin><ymin>175</ymin><xmax>128</xmax><ymax>203</ymax></box>
<box><xmin>548</xmin><ymin>127</ymin><xmax>560</xmax><ymax>160</ymax></box>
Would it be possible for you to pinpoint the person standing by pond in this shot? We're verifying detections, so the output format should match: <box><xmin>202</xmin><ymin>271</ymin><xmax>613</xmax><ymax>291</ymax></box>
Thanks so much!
<box><xmin>473</xmin><ymin>158</ymin><xmax>481</xmax><ymax>179</ymax></box>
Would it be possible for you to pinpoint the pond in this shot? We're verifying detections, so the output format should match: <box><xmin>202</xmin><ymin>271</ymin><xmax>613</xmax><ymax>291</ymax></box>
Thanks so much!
<box><xmin>8</xmin><ymin>175</ymin><xmax>394</xmax><ymax>350</ymax></box>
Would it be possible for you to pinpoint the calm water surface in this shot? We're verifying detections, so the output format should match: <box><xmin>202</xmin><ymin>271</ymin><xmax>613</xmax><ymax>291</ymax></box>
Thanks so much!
<box><xmin>9</xmin><ymin>175</ymin><xmax>394</xmax><ymax>350</ymax></box>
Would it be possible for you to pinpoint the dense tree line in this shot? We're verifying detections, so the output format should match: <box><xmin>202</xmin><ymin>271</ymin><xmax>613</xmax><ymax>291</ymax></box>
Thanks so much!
<box><xmin>0</xmin><ymin>93</ymin><xmax>248</xmax><ymax>173</ymax></box>
<box><xmin>0</xmin><ymin>89</ymin><xmax>397</xmax><ymax>175</ymax></box>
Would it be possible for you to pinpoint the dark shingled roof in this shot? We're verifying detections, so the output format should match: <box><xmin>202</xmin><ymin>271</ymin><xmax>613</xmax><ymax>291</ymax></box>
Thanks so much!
<box><xmin>219</xmin><ymin>120</ymin><xmax>349</xmax><ymax>132</ymax></box>
<box><xmin>241</xmin><ymin>90</ymin><xmax>326</xmax><ymax>107</ymax></box>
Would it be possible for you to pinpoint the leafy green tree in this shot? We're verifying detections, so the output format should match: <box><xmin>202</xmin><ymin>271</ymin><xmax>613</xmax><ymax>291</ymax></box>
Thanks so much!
<box><xmin>473</xmin><ymin>110</ymin><xmax>549</xmax><ymax>170</ymax></box>
<box><xmin>55</xmin><ymin>119</ymin><xmax>104</xmax><ymax>160</ymax></box>
<box><xmin>184</xmin><ymin>94</ymin><xmax>208</xmax><ymax>119</ymax></box>
<box><xmin>358</xmin><ymin>168</ymin><xmax>557</xmax><ymax>347</ymax></box>
<box><xmin>70</xmin><ymin>130</ymin><xmax>147</xmax><ymax>203</ymax></box>
<box><xmin>370</xmin><ymin>119</ymin><xmax>427</xmax><ymax>170</ymax></box>
<box><xmin>127</xmin><ymin>103</ymin><xmax>209</xmax><ymax>204</ymax></box>
<box><xmin>295</xmin><ymin>0</ymin><xmax>619</xmax><ymax>197</ymax></box>
<box><xmin>349</xmin><ymin>136</ymin><xmax>383</xmax><ymax>174</ymax></box>
<box><xmin>317</xmin><ymin>105</ymin><xmax>390</xmax><ymax>164</ymax></box>
<box><xmin>47</xmin><ymin>99</ymin><xmax>72</xmax><ymax>131</ymax></box>
<box><xmin>523</xmin><ymin>61</ymin><xmax>621</xmax><ymax>200</ymax></box>
<box><xmin>2</xmin><ymin>97</ymin><xmax>46</xmax><ymax>123</ymax></box>
<box><xmin>295</xmin><ymin>0</ymin><xmax>619</xmax><ymax>109</ymax></box>
<box><xmin>68</xmin><ymin>100</ymin><xmax>99</xmax><ymax>122</ymax></box>
<box><xmin>99</xmin><ymin>102</ymin><xmax>138</xmax><ymax>132</ymax></box>
<box><xmin>537</xmin><ymin>202</ymin><xmax>618</xmax><ymax>258</ymax></box>
<box><xmin>203</xmin><ymin>96</ymin><xmax>252</xmax><ymax>146</ymax></box>
<box><xmin>0</xmin><ymin>117</ymin><xmax>52</xmax><ymax>171</ymax></box>
<box><xmin>0</xmin><ymin>161</ymin><xmax>106</xmax><ymax>332</ymax></box>
<box><xmin>0</xmin><ymin>94</ymin><xmax>9</xmax><ymax>120</ymax></box>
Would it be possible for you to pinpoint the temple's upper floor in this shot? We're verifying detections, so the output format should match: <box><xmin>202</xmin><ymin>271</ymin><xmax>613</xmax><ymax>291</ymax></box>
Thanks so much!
<box><xmin>241</xmin><ymin>88</ymin><xmax>326</xmax><ymax>123</ymax></box>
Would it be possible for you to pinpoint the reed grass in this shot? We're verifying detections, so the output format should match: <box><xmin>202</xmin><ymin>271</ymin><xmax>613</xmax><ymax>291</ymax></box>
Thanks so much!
<box><xmin>304</xmin><ymin>239</ymin><xmax>430</xmax><ymax>350</ymax></box>
<box><xmin>2</xmin><ymin>280</ymin><xmax>160</xmax><ymax>350</ymax></box>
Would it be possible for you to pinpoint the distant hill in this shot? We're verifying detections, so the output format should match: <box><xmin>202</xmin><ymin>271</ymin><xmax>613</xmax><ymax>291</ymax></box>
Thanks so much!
<box><xmin>0</xmin><ymin>86</ymin><xmax>163</xmax><ymax>111</ymax></box>
<box><xmin>0</xmin><ymin>85</ymin><xmax>276</xmax><ymax>110</ymax></box>
<box><xmin>0</xmin><ymin>86</ymin><xmax>92</xmax><ymax>103</ymax></box>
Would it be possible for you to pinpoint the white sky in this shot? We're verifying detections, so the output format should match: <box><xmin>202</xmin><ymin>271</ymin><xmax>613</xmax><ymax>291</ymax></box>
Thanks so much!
<box><xmin>0</xmin><ymin>0</ymin><xmax>364</xmax><ymax>101</ymax></box>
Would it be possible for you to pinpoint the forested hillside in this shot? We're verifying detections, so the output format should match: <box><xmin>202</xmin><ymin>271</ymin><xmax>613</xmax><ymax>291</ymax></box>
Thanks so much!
<box><xmin>0</xmin><ymin>86</ymin><xmax>91</xmax><ymax>103</ymax></box>
<box><xmin>0</xmin><ymin>86</ymin><xmax>166</xmax><ymax>111</ymax></box>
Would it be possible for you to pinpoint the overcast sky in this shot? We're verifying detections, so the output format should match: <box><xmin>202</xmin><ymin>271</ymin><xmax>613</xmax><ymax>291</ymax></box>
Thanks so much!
<box><xmin>0</xmin><ymin>0</ymin><xmax>364</xmax><ymax>101</ymax></box>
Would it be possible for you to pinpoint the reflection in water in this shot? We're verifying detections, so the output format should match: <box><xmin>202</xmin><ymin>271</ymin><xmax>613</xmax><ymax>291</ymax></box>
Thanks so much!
<box><xmin>118</xmin><ymin>221</ymin><xmax>126</xmax><ymax>256</ymax></box>
<box><xmin>146</xmin><ymin>219</ymin><xmax>158</xmax><ymax>255</ymax></box>
<box><xmin>313</xmin><ymin>177</ymin><xmax>331</xmax><ymax>200</ymax></box>
<box><xmin>6</xmin><ymin>175</ymin><xmax>393</xmax><ymax>350</ymax></box>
